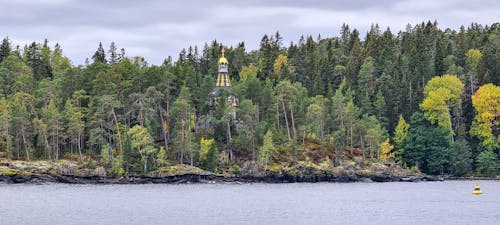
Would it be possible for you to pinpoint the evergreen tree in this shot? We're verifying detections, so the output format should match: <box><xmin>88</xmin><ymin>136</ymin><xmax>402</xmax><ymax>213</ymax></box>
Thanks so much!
<box><xmin>476</xmin><ymin>150</ymin><xmax>499</xmax><ymax>176</ymax></box>
<box><xmin>108</xmin><ymin>41</ymin><xmax>118</xmax><ymax>65</ymax></box>
<box><xmin>92</xmin><ymin>42</ymin><xmax>107</xmax><ymax>64</ymax></box>
<box><xmin>0</xmin><ymin>37</ymin><xmax>11</xmax><ymax>63</ymax></box>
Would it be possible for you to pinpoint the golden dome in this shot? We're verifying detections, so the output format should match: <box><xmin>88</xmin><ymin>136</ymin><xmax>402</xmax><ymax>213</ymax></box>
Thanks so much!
<box><xmin>218</xmin><ymin>57</ymin><xmax>228</xmax><ymax>64</ymax></box>
<box><xmin>218</xmin><ymin>48</ymin><xmax>228</xmax><ymax>64</ymax></box>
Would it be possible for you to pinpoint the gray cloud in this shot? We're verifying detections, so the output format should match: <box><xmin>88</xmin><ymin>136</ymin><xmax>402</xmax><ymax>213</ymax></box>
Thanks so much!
<box><xmin>0</xmin><ymin>0</ymin><xmax>498</xmax><ymax>65</ymax></box>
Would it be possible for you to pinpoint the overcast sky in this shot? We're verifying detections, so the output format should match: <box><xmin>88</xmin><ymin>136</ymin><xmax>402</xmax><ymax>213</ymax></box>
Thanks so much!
<box><xmin>0</xmin><ymin>0</ymin><xmax>498</xmax><ymax>65</ymax></box>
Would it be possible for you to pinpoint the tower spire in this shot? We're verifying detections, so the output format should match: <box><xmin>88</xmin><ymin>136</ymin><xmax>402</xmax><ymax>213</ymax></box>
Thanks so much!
<box><xmin>216</xmin><ymin>47</ymin><xmax>230</xmax><ymax>87</ymax></box>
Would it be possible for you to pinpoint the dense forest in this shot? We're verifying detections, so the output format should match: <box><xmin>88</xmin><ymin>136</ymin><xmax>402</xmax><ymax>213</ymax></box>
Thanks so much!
<box><xmin>0</xmin><ymin>21</ymin><xmax>499</xmax><ymax>177</ymax></box>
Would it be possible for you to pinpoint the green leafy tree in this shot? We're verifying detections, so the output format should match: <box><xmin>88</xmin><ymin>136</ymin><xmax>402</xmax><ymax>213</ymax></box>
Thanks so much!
<box><xmin>465</xmin><ymin>49</ymin><xmax>482</xmax><ymax>94</ymax></box>
<box><xmin>127</xmin><ymin>125</ymin><xmax>156</xmax><ymax>173</ymax></box>
<box><xmin>171</xmin><ymin>87</ymin><xmax>195</xmax><ymax>164</ymax></box>
<box><xmin>63</xmin><ymin>99</ymin><xmax>85</xmax><ymax>163</ymax></box>
<box><xmin>100</xmin><ymin>145</ymin><xmax>111</xmax><ymax>167</ymax></box>
<box><xmin>41</xmin><ymin>100</ymin><xmax>62</xmax><ymax>160</ymax></box>
<box><xmin>476</xmin><ymin>150</ymin><xmax>499</xmax><ymax>176</ymax></box>
<box><xmin>236</xmin><ymin>99</ymin><xmax>259</xmax><ymax>160</ymax></box>
<box><xmin>199</xmin><ymin>138</ymin><xmax>219</xmax><ymax>171</ymax></box>
<box><xmin>258</xmin><ymin>130</ymin><xmax>274</xmax><ymax>171</ymax></box>
<box><xmin>0</xmin><ymin>53</ymin><xmax>35</xmax><ymax>96</ymax></box>
<box><xmin>239</xmin><ymin>63</ymin><xmax>258</xmax><ymax>81</ymax></box>
<box><xmin>156</xmin><ymin>147</ymin><xmax>167</xmax><ymax>167</ymax></box>
<box><xmin>306</xmin><ymin>95</ymin><xmax>328</xmax><ymax>139</ymax></box>
<box><xmin>403</xmin><ymin>112</ymin><xmax>451</xmax><ymax>175</ymax></box>
<box><xmin>448</xmin><ymin>140</ymin><xmax>472</xmax><ymax>176</ymax></box>
<box><xmin>345</xmin><ymin>98</ymin><xmax>360</xmax><ymax>149</ymax></box>
<box><xmin>393</xmin><ymin>115</ymin><xmax>410</xmax><ymax>162</ymax></box>
<box><xmin>10</xmin><ymin>92</ymin><xmax>34</xmax><ymax>160</ymax></box>
<box><xmin>363</xmin><ymin>115</ymin><xmax>386</xmax><ymax>159</ymax></box>
<box><xmin>0</xmin><ymin>98</ymin><xmax>12</xmax><ymax>159</ymax></box>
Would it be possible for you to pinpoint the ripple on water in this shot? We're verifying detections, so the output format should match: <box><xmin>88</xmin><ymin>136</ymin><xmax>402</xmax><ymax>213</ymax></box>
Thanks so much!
<box><xmin>0</xmin><ymin>181</ymin><xmax>499</xmax><ymax>225</ymax></box>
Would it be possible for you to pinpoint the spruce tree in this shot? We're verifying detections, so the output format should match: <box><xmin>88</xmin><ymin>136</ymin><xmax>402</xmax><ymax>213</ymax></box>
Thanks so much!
<box><xmin>0</xmin><ymin>37</ymin><xmax>11</xmax><ymax>63</ymax></box>
<box><xmin>92</xmin><ymin>42</ymin><xmax>107</xmax><ymax>64</ymax></box>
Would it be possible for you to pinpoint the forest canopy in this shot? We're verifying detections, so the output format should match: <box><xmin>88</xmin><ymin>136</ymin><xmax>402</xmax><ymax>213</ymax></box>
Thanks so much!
<box><xmin>0</xmin><ymin>21</ymin><xmax>499</xmax><ymax>176</ymax></box>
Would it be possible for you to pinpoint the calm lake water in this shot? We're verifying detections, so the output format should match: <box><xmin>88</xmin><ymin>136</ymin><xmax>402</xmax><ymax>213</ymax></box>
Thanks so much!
<box><xmin>0</xmin><ymin>181</ymin><xmax>499</xmax><ymax>225</ymax></box>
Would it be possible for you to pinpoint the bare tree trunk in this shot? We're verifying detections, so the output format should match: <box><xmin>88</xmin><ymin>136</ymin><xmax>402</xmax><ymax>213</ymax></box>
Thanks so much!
<box><xmin>56</xmin><ymin>125</ymin><xmax>60</xmax><ymax>161</ymax></box>
<box><xmin>359</xmin><ymin>131</ymin><xmax>365</xmax><ymax>160</ymax></box>
<box><xmin>320</xmin><ymin>121</ymin><xmax>324</xmax><ymax>139</ymax></box>
<box><xmin>377</xmin><ymin>143</ymin><xmax>381</xmax><ymax>160</ymax></box>
<box><xmin>369</xmin><ymin>141</ymin><xmax>374</xmax><ymax>159</ymax></box>
<box><xmin>77</xmin><ymin>131</ymin><xmax>83</xmax><ymax>163</ymax></box>
<box><xmin>44</xmin><ymin>134</ymin><xmax>51</xmax><ymax>160</ymax></box>
<box><xmin>16</xmin><ymin>133</ymin><xmax>20</xmax><ymax>159</ymax></box>
<box><xmin>448</xmin><ymin>109</ymin><xmax>454</xmax><ymax>142</ymax></box>
<box><xmin>189</xmin><ymin>135</ymin><xmax>193</xmax><ymax>166</ymax></box>
<box><xmin>339</xmin><ymin>109</ymin><xmax>345</xmax><ymax>130</ymax></box>
<box><xmin>227</xmin><ymin>120</ymin><xmax>233</xmax><ymax>162</ymax></box>
<box><xmin>180</xmin><ymin>122</ymin><xmax>185</xmax><ymax>164</ymax></box>
<box><xmin>139</xmin><ymin>149</ymin><xmax>147</xmax><ymax>173</ymax></box>
<box><xmin>349</xmin><ymin>121</ymin><xmax>353</xmax><ymax>148</ymax></box>
<box><xmin>21</xmin><ymin>127</ymin><xmax>29</xmax><ymax>161</ymax></box>
<box><xmin>166</xmin><ymin>100</ymin><xmax>170</xmax><ymax>152</ymax></box>
<box><xmin>276</xmin><ymin>100</ymin><xmax>280</xmax><ymax>130</ymax></box>
<box><xmin>111</xmin><ymin>108</ymin><xmax>123</xmax><ymax>155</ymax></box>
<box><xmin>281</xmin><ymin>99</ymin><xmax>291</xmax><ymax>141</ymax></box>
<box><xmin>289</xmin><ymin>101</ymin><xmax>296</xmax><ymax>139</ymax></box>
<box><xmin>159</xmin><ymin>107</ymin><xmax>168</xmax><ymax>154</ymax></box>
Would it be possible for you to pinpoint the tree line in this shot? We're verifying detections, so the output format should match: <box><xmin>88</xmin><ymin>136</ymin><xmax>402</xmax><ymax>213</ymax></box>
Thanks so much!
<box><xmin>0</xmin><ymin>21</ymin><xmax>499</xmax><ymax>176</ymax></box>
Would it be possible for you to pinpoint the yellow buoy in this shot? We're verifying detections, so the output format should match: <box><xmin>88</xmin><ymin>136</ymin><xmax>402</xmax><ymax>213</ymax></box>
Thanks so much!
<box><xmin>472</xmin><ymin>183</ymin><xmax>482</xmax><ymax>195</ymax></box>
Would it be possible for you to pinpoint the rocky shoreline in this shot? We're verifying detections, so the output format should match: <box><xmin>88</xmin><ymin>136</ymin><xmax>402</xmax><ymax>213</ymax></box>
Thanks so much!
<box><xmin>0</xmin><ymin>173</ymin><xmax>442</xmax><ymax>184</ymax></box>
<box><xmin>0</xmin><ymin>159</ymin><xmax>443</xmax><ymax>184</ymax></box>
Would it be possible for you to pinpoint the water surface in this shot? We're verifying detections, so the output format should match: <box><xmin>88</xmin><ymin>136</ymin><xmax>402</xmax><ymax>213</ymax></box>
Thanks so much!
<box><xmin>0</xmin><ymin>181</ymin><xmax>498</xmax><ymax>225</ymax></box>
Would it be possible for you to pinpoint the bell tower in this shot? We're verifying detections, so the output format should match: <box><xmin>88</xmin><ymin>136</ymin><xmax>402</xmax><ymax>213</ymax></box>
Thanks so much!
<box><xmin>210</xmin><ymin>48</ymin><xmax>238</xmax><ymax>111</ymax></box>
<box><xmin>216</xmin><ymin>48</ymin><xmax>231</xmax><ymax>88</ymax></box>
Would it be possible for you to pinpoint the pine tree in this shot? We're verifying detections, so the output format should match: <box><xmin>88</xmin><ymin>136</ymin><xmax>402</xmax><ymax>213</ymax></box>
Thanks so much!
<box><xmin>108</xmin><ymin>41</ymin><xmax>118</xmax><ymax>65</ymax></box>
<box><xmin>92</xmin><ymin>42</ymin><xmax>107</xmax><ymax>64</ymax></box>
<box><xmin>0</xmin><ymin>37</ymin><xmax>11</xmax><ymax>63</ymax></box>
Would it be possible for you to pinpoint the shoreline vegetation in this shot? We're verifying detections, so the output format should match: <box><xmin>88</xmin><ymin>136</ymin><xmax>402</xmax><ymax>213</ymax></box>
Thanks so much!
<box><xmin>0</xmin><ymin>22</ymin><xmax>499</xmax><ymax>182</ymax></box>
<box><xmin>1</xmin><ymin>159</ymin><xmax>443</xmax><ymax>184</ymax></box>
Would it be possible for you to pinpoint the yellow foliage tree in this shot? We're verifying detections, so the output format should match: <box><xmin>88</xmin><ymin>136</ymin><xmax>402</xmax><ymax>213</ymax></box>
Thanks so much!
<box><xmin>379</xmin><ymin>138</ymin><xmax>394</xmax><ymax>161</ymax></box>
<box><xmin>239</xmin><ymin>63</ymin><xmax>258</xmax><ymax>81</ymax></box>
<box><xmin>273</xmin><ymin>54</ymin><xmax>295</xmax><ymax>82</ymax></box>
<box><xmin>465</xmin><ymin>49</ymin><xmax>482</xmax><ymax>71</ymax></box>
<box><xmin>470</xmin><ymin>83</ymin><xmax>500</xmax><ymax>150</ymax></box>
<box><xmin>420</xmin><ymin>74</ymin><xmax>464</xmax><ymax>138</ymax></box>
<box><xmin>199</xmin><ymin>138</ymin><xmax>218</xmax><ymax>171</ymax></box>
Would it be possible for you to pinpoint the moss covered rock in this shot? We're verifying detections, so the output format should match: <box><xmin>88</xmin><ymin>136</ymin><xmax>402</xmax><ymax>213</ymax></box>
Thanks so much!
<box><xmin>150</xmin><ymin>164</ymin><xmax>213</xmax><ymax>177</ymax></box>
